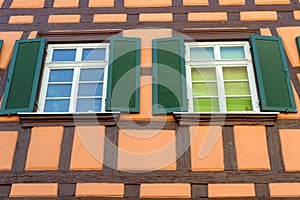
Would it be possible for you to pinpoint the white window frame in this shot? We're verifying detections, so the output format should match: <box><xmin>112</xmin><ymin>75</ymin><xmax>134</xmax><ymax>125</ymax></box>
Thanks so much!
<box><xmin>185</xmin><ymin>41</ymin><xmax>260</xmax><ymax>113</ymax></box>
<box><xmin>37</xmin><ymin>43</ymin><xmax>109</xmax><ymax>113</ymax></box>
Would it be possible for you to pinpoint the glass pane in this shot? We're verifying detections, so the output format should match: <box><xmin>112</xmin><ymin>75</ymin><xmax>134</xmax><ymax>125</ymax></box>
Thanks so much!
<box><xmin>224</xmin><ymin>82</ymin><xmax>250</xmax><ymax>95</ymax></box>
<box><xmin>223</xmin><ymin>67</ymin><xmax>248</xmax><ymax>80</ymax></box>
<box><xmin>49</xmin><ymin>69</ymin><xmax>74</xmax><ymax>82</ymax></box>
<box><xmin>226</xmin><ymin>97</ymin><xmax>252</xmax><ymax>111</ymax></box>
<box><xmin>192</xmin><ymin>68</ymin><xmax>216</xmax><ymax>81</ymax></box>
<box><xmin>76</xmin><ymin>98</ymin><xmax>102</xmax><ymax>112</ymax></box>
<box><xmin>82</xmin><ymin>48</ymin><xmax>106</xmax><ymax>61</ymax></box>
<box><xmin>190</xmin><ymin>47</ymin><xmax>214</xmax><ymax>60</ymax></box>
<box><xmin>221</xmin><ymin>46</ymin><xmax>245</xmax><ymax>59</ymax></box>
<box><xmin>46</xmin><ymin>84</ymin><xmax>72</xmax><ymax>97</ymax></box>
<box><xmin>193</xmin><ymin>98</ymin><xmax>219</xmax><ymax>112</ymax></box>
<box><xmin>78</xmin><ymin>83</ymin><xmax>103</xmax><ymax>97</ymax></box>
<box><xmin>52</xmin><ymin>49</ymin><xmax>76</xmax><ymax>62</ymax></box>
<box><xmin>80</xmin><ymin>68</ymin><xmax>104</xmax><ymax>81</ymax></box>
<box><xmin>44</xmin><ymin>99</ymin><xmax>70</xmax><ymax>112</ymax></box>
<box><xmin>193</xmin><ymin>83</ymin><xmax>218</xmax><ymax>96</ymax></box>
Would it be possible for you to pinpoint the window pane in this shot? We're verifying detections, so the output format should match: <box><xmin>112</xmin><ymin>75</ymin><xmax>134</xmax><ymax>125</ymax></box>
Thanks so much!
<box><xmin>226</xmin><ymin>97</ymin><xmax>252</xmax><ymax>111</ymax></box>
<box><xmin>52</xmin><ymin>49</ymin><xmax>76</xmax><ymax>62</ymax></box>
<box><xmin>223</xmin><ymin>67</ymin><xmax>248</xmax><ymax>80</ymax></box>
<box><xmin>76</xmin><ymin>98</ymin><xmax>101</xmax><ymax>112</ymax></box>
<box><xmin>193</xmin><ymin>98</ymin><xmax>219</xmax><ymax>112</ymax></box>
<box><xmin>193</xmin><ymin>83</ymin><xmax>218</xmax><ymax>96</ymax></box>
<box><xmin>224</xmin><ymin>82</ymin><xmax>250</xmax><ymax>95</ymax></box>
<box><xmin>49</xmin><ymin>69</ymin><xmax>74</xmax><ymax>82</ymax></box>
<box><xmin>190</xmin><ymin>47</ymin><xmax>214</xmax><ymax>60</ymax></box>
<box><xmin>46</xmin><ymin>84</ymin><xmax>72</xmax><ymax>97</ymax></box>
<box><xmin>80</xmin><ymin>68</ymin><xmax>104</xmax><ymax>82</ymax></box>
<box><xmin>221</xmin><ymin>47</ymin><xmax>245</xmax><ymax>59</ymax></box>
<box><xmin>78</xmin><ymin>83</ymin><xmax>103</xmax><ymax>97</ymax></box>
<box><xmin>192</xmin><ymin>68</ymin><xmax>216</xmax><ymax>81</ymax></box>
<box><xmin>82</xmin><ymin>48</ymin><xmax>106</xmax><ymax>61</ymax></box>
<box><xmin>44</xmin><ymin>99</ymin><xmax>70</xmax><ymax>112</ymax></box>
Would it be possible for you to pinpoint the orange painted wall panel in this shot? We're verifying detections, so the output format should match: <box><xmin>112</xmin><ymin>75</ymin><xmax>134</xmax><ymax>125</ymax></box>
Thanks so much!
<box><xmin>11</xmin><ymin>0</ymin><xmax>44</xmax><ymax>8</ymax></box>
<box><xmin>53</xmin><ymin>0</ymin><xmax>79</xmax><ymax>8</ymax></box>
<box><xmin>10</xmin><ymin>183</ymin><xmax>58</xmax><ymax>197</ymax></box>
<box><xmin>0</xmin><ymin>131</ymin><xmax>18</xmax><ymax>171</ymax></box>
<box><xmin>140</xmin><ymin>184</ymin><xmax>191</xmax><ymax>198</ymax></box>
<box><xmin>76</xmin><ymin>183</ymin><xmax>124</xmax><ymax>197</ymax></box>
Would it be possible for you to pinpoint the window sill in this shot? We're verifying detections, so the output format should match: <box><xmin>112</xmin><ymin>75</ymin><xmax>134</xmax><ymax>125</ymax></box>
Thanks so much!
<box><xmin>18</xmin><ymin>112</ymin><xmax>120</xmax><ymax>127</ymax></box>
<box><xmin>173</xmin><ymin>112</ymin><xmax>278</xmax><ymax>126</ymax></box>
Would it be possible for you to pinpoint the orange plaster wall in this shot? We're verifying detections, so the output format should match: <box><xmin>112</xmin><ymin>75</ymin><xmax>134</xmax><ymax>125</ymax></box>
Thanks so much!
<box><xmin>124</xmin><ymin>0</ymin><xmax>172</xmax><ymax>8</ymax></box>
<box><xmin>89</xmin><ymin>0</ymin><xmax>114</xmax><ymax>7</ymax></box>
<box><xmin>279</xmin><ymin>129</ymin><xmax>300</xmax><ymax>172</ymax></box>
<box><xmin>188</xmin><ymin>12</ymin><xmax>227</xmax><ymax>21</ymax></box>
<box><xmin>10</xmin><ymin>0</ymin><xmax>44</xmax><ymax>8</ymax></box>
<box><xmin>0</xmin><ymin>131</ymin><xmax>18</xmax><ymax>171</ymax></box>
<box><xmin>218</xmin><ymin>0</ymin><xmax>245</xmax><ymax>5</ymax></box>
<box><xmin>70</xmin><ymin>126</ymin><xmax>105</xmax><ymax>170</ymax></box>
<box><xmin>190</xmin><ymin>126</ymin><xmax>224</xmax><ymax>171</ymax></box>
<box><xmin>76</xmin><ymin>183</ymin><xmax>124</xmax><ymax>197</ymax></box>
<box><xmin>240</xmin><ymin>11</ymin><xmax>277</xmax><ymax>21</ymax></box>
<box><xmin>0</xmin><ymin>0</ymin><xmax>4</xmax><ymax>8</ymax></box>
<box><xmin>121</xmin><ymin>29</ymin><xmax>173</xmax><ymax>121</ymax></box>
<box><xmin>276</xmin><ymin>26</ymin><xmax>300</xmax><ymax>67</ymax></box>
<box><xmin>260</xmin><ymin>28</ymin><xmax>272</xmax><ymax>36</ymax></box>
<box><xmin>208</xmin><ymin>183</ymin><xmax>256</xmax><ymax>198</ymax></box>
<box><xmin>255</xmin><ymin>0</ymin><xmax>290</xmax><ymax>4</ymax></box>
<box><xmin>53</xmin><ymin>0</ymin><xmax>79</xmax><ymax>8</ymax></box>
<box><xmin>10</xmin><ymin>183</ymin><xmax>58</xmax><ymax>197</ymax></box>
<box><xmin>25</xmin><ymin>127</ymin><xmax>63</xmax><ymax>170</ymax></box>
<box><xmin>140</xmin><ymin>184</ymin><xmax>191</xmax><ymax>198</ymax></box>
<box><xmin>0</xmin><ymin>31</ymin><xmax>23</xmax><ymax>70</ymax></box>
<box><xmin>183</xmin><ymin>0</ymin><xmax>209</xmax><ymax>6</ymax></box>
<box><xmin>118</xmin><ymin>129</ymin><xmax>176</xmax><ymax>171</ymax></box>
<box><xmin>269</xmin><ymin>183</ymin><xmax>300</xmax><ymax>197</ymax></box>
<box><xmin>28</xmin><ymin>31</ymin><xmax>38</xmax><ymax>39</ymax></box>
<box><xmin>234</xmin><ymin>126</ymin><xmax>270</xmax><ymax>170</ymax></box>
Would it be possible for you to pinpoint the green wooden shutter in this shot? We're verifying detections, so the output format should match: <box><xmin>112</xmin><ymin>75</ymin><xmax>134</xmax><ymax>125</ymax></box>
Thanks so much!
<box><xmin>0</xmin><ymin>40</ymin><xmax>3</xmax><ymax>54</ymax></box>
<box><xmin>1</xmin><ymin>38</ymin><xmax>46</xmax><ymax>114</ymax></box>
<box><xmin>296</xmin><ymin>36</ymin><xmax>300</xmax><ymax>57</ymax></box>
<box><xmin>251</xmin><ymin>35</ymin><xmax>296</xmax><ymax>112</ymax></box>
<box><xmin>106</xmin><ymin>36</ymin><xmax>140</xmax><ymax>112</ymax></box>
<box><xmin>152</xmin><ymin>36</ymin><xmax>187</xmax><ymax>115</ymax></box>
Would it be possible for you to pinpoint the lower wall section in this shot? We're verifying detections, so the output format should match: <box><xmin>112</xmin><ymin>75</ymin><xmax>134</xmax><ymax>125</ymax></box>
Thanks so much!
<box><xmin>1</xmin><ymin>120</ymin><xmax>300</xmax><ymax>199</ymax></box>
<box><xmin>2</xmin><ymin>182</ymin><xmax>300</xmax><ymax>198</ymax></box>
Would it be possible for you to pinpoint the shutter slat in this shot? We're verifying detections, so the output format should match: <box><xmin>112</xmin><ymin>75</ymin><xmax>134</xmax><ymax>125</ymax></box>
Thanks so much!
<box><xmin>152</xmin><ymin>36</ymin><xmax>187</xmax><ymax>115</ymax></box>
<box><xmin>1</xmin><ymin>38</ymin><xmax>46</xmax><ymax>114</ymax></box>
<box><xmin>106</xmin><ymin>36</ymin><xmax>140</xmax><ymax>112</ymax></box>
<box><xmin>251</xmin><ymin>34</ymin><xmax>296</xmax><ymax>112</ymax></box>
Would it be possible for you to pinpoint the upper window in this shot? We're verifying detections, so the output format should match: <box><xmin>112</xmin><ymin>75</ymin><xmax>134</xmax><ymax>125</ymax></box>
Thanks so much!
<box><xmin>185</xmin><ymin>41</ymin><xmax>259</xmax><ymax>113</ymax></box>
<box><xmin>38</xmin><ymin>43</ymin><xmax>109</xmax><ymax>113</ymax></box>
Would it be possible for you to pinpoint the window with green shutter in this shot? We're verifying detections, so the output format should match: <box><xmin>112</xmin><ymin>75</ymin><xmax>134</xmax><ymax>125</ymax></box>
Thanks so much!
<box><xmin>106</xmin><ymin>36</ymin><xmax>141</xmax><ymax>113</ymax></box>
<box><xmin>251</xmin><ymin>35</ymin><xmax>296</xmax><ymax>113</ymax></box>
<box><xmin>152</xmin><ymin>37</ymin><xmax>188</xmax><ymax>115</ymax></box>
<box><xmin>1</xmin><ymin>38</ymin><xmax>46</xmax><ymax>114</ymax></box>
<box><xmin>185</xmin><ymin>41</ymin><xmax>259</xmax><ymax>113</ymax></box>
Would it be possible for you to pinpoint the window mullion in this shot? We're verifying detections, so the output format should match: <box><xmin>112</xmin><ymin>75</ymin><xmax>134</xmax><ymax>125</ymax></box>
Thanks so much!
<box><xmin>70</xmin><ymin>67</ymin><xmax>80</xmax><ymax>112</ymax></box>
<box><xmin>247</xmin><ymin>63</ymin><xmax>260</xmax><ymax>112</ymax></box>
<box><xmin>37</xmin><ymin>67</ymin><xmax>51</xmax><ymax>112</ymax></box>
<box><xmin>101</xmin><ymin>64</ymin><xmax>109</xmax><ymax>112</ymax></box>
<box><xmin>186</xmin><ymin>64</ymin><xmax>193</xmax><ymax>112</ymax></box>
<box><xmin>216</xmin><ymin>65</ymin><xmax>226</xmax><ymax>112</ymax></box>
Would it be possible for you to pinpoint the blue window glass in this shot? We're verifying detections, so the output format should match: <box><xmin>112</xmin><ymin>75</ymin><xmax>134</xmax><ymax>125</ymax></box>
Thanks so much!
<box><xmin>76</xmin><ymin>98</ymin><xmax>101</xmax><ymax>112</ymax></box>
<box><xmin>78</xmin><ymin>83</ymin><xmax>103</xmax><ymax>97</ymax></box>
<box><xmin>44</xmin><ymin>99</ymin><xmax>70</xmax><ymax>112</ymax></box>
<box><xmin>221</xmin><ymin>46</ymin><xmax>245</xmax><ymax>59</ymax></box>
<box><xmin>82</xmin><ymin>48</ymin><xmax>106</xmax><ymax>61</ymax></box>
<box><xmin>49</xmin><ymin>69</ymin><xmax>74</xmax><ymax>82</ymax></box>
<box><xmin>52</xmin><ymin>49</ymin><xmax>76</xmax><ymax>62</ymax></box>
<box><xmin>190</xmin><ymin>47</ymin><xmax>214</xmax><ymax>60</ymax></box>
<box><xmin>46</xmin><ymin>84</ymin><xmax>72</xmax><ymax>98</ymax></box>
<box><xmin>80</xmin><ymin>68</ymin><xmax>104</xmax><ymax>81</ymax></box>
